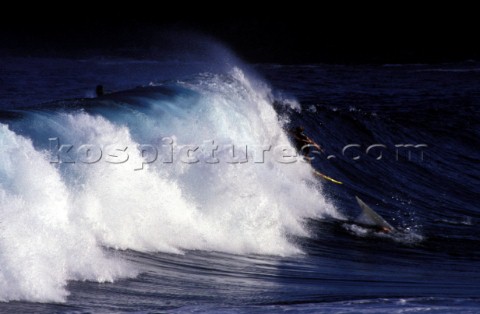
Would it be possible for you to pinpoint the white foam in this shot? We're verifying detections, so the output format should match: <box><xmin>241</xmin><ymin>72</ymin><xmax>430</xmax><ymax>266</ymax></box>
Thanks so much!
<box><xmin>0</xmin><ymin>125</ymin><xmax>135</xmax><ymax>302</ymax></box>
<box><xmin>55</xmin><ymin>68</ymin><xmax>340</xmax><ymax>256</ymax></box>
<box><xmin>0</xmin><ymin>67</ymin><xmax>340</xmax><ymax>302</ymax></box>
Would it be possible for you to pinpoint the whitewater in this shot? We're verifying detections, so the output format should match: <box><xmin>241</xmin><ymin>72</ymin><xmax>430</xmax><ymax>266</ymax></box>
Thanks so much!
<box><xmin>0</xmin><ymin>67</ymin><xmax>339</xmax><ymax>302</ymax></box>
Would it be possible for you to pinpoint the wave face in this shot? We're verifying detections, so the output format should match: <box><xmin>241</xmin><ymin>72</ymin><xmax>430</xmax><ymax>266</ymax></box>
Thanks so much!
<box><xmin>0</xmin><ymin>66</ymin><xmax>338</xmax><ymax>302</ymax></box>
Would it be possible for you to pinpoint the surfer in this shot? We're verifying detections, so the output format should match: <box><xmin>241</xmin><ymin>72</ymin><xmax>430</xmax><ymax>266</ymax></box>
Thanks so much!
<box><xmin>96</xmin><ymin>85</ymin><xmax>104</xmax><ymax>97</ymax></box>
<box><xmin>289</xmin><ymin>126</ymin><xmax>323</xmax><ymax>161</ymax></box>
<box><xmin>289</xmin><ymin>126</ymin><xmax>342</xmax><ymax>184</ymax></box>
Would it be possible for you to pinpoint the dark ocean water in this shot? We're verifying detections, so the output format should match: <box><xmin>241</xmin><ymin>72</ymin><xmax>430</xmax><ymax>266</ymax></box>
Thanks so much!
<box><xmin>0</xmin><ymin>56</ymin><xmax>479</xmax><ymax>313</ymax></box>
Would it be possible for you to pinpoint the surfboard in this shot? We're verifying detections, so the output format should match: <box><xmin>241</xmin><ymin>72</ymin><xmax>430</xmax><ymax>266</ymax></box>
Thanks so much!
<box><xmin>313</xmin><ymin>170</ymin><xmax>343</xmax><ymax>184</ymax></box>
<box><xmin>355</xmin><ymin>196</ymin><xmax>395</xmax><ymax>232</ymax></box>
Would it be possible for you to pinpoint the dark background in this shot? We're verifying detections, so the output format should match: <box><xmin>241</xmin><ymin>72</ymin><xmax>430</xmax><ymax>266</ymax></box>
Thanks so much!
<box><xmin>1</xmin><ymin>7</ymin><xmax>478</xmax><ymax>64</ymax></box>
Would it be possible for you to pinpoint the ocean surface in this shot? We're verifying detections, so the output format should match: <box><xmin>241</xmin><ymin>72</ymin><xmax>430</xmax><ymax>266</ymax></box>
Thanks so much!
<box><xmin>0</xmin><ymin>53</ymin><xmax>479</xmax><ymax>313</ymax></box>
